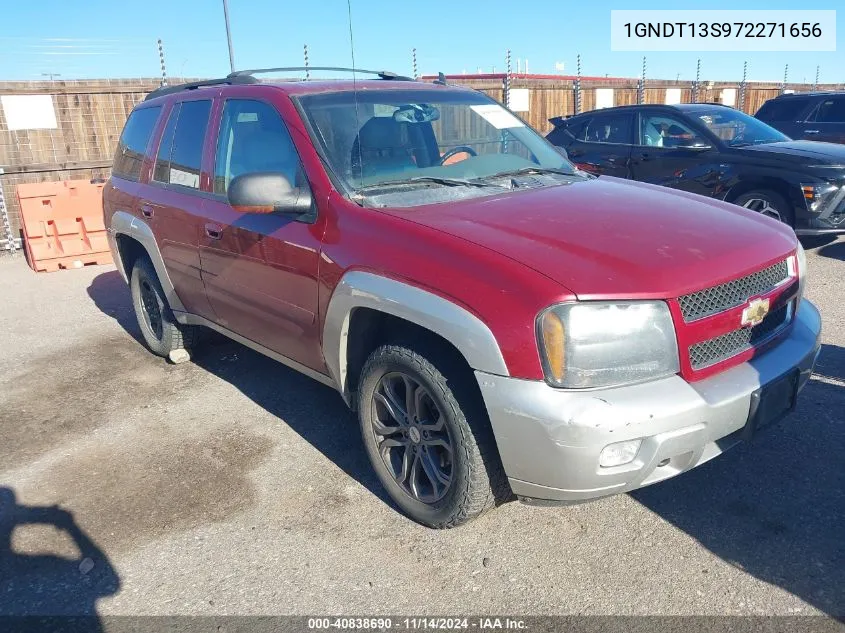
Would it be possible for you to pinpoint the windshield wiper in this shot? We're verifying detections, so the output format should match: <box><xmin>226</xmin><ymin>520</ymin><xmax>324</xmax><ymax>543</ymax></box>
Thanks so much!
<box><xmin>480</xmin><ymin>166</ymin><xmax>578</xmax><ymax>180</ymax></box>
<box><xmin>353</xmin><ymin>176</ymin><xmax>500</xmax><ymax>193</ymax></box>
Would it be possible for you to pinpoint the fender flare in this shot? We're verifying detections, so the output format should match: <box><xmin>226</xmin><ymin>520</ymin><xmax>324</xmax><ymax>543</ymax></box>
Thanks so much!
<box><xmin>108</xmin><ymin>210</ymin><xmax>186</xmax><ymax>313</ymax></box>
<box><xmin>322</xmin><ymin>271</ymin><xmax>509</xmax><ymax>398</ymax></box>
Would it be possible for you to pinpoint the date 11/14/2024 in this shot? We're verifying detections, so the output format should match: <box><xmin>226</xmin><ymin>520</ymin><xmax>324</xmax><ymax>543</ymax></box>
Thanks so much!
<box><xmin>307</xmin><ymin>617</ymin><xmax>527</xmax><ymax>630</ymax></box>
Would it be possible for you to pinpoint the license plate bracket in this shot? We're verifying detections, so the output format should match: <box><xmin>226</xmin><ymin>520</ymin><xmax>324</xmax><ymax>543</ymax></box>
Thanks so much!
<box><xmin>743</xmin><ymin>369</ymin><xmax>799</xmax><ymax>439</ymax></box>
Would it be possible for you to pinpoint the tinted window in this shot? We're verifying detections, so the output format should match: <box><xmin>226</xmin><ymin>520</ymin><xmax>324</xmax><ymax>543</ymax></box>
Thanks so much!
<box><xmin>564</xmin><ymin>118</ymin><xmax>589</xmax><ymax>142</ymax></box>
<box><xmin>812</xmin><ymin>97</ymin><xmax>845</xmax><ymax>123</ymax></box>
<box><xmin>639</xmin><ymin>113</ymin><xmax>707</xmax><ymax>147</ymax></box>
<box><xmin>583</xmin><ymin>113</ymin><xmax>631</xmax><ymax>144</ymax></box>
<box><xmin>112</xmin><ymin>106</ymin><xmax>161</xmax><ymax>180</ymax></box>
<box><xmin>756</xmin><ymin>97</ymin><xmax>812</xmax><ymax>122</ymax></box>
<box><xmin>213</xmin><ymin>99</ymin><xmax>301</xmax><ymax>194</ymax></box>
<box><xmin>152</xmin><ymin>100</ymin><xmax>211</xmax><ymax>189</ymax></box>
<box><xmin>153</xmin><ymin>103</ymin><xmax>180</xmax><ymax>184</ymax></box>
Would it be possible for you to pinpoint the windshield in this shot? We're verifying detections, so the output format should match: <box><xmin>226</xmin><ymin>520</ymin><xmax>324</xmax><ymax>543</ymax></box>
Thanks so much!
<box><xmin>298</xmin><ymin>89</ymin><xmax>576</xmax><ymax>198</ymax></box>
<box><xmin>692</xmin><ymin>108</ymin><xmax>789</xmax><ymax>147</ymax></box>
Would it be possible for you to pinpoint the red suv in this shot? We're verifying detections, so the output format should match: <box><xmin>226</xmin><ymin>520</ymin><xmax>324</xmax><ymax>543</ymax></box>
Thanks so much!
<box><xmin>105</xmin><ymin>68</ymin><xmax>821</xmax><ymax>528</ymax></box>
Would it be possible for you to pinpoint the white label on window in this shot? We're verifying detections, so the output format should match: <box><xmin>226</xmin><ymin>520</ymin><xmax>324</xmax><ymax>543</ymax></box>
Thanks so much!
<box><xmin>470</xmin><ymin>104</ymin><xmax>524</xmax><ymax>129</ymax></box>
<box><xmin>170</xmin><ymin>168</ymin><xmax>199</xmax><ymax>188</ymax></box>
<box><xmin>236</xmin><ymin>112</ymin><xmax>258</xmax><ymax>122</ymax></box>
<box><xmin>595</xmin><ymin>88</ymin><xmax>615</xmax><ymax>109</ymax></box>
<box><xmin>509</xmin><ymin>89</ymin><xmax>530</xmax><ymax>112</ymax></box>
<box><xmin>373</xmin><ymin>104</ymin><xmax>398</xmax><ymax>117</ymax></box>
<box><xmin>665</xmin><ymin>88</ymin><xmax>682</xmax><ymax>105</ymax></box>
<box><xmin>1</xmin><ymin>95</ymin><xmax>58</xmax><ymax>131</ymax></box>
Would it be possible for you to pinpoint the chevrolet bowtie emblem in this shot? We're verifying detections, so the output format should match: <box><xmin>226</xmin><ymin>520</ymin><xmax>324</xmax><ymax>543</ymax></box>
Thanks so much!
<box><xmin>741</xmin><ymin>297</ymin><xmax>770</xmax><ymax>327</ymax></box>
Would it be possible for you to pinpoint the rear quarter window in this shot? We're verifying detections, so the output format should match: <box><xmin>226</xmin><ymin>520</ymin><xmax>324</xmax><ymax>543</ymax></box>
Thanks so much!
<box><xmin>755</xmin><ymin>98</ymin><xmax>812</xmax><ymax>122</ymax></box>
<box><xmin>112</xmin><ymin>106</ymin><xmax>161</xmax><ymax>180</ymax></box>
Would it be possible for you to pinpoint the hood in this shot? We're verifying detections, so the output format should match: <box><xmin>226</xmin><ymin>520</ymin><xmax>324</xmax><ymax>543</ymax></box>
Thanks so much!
<box><xmin>737</xmin><ymin>140</ymin><xmax>845</xmax><ymax>166</ymax></box>
<box><xmin>383</xmin><ymin>177</ymin><xmax>798</xmax><ymax>300</ymax></box>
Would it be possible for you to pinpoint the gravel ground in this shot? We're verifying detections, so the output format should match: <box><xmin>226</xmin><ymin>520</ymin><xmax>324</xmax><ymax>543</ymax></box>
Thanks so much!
<box><xmin>0</xmin><ymin>237</ymin><xmax>842</xmax><ymax>620</ymax></box>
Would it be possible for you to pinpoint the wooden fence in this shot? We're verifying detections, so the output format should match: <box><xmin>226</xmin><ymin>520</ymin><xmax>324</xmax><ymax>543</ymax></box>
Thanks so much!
<box><xmin>2</xmin><ymin>75</ymin><xmax>843</xmax><ymax>251</ymax></box>
<box><xmin>0</xmin><ymin>78</ymin><xmax>191</xmax><ymax>251</ymax></box>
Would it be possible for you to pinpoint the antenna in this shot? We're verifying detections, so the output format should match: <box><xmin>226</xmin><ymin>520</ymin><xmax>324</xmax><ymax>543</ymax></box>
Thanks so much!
<box><xmin>347</xmin><ymin>0</ymin><xmax>363</xmax><ymax>191</ymax></box>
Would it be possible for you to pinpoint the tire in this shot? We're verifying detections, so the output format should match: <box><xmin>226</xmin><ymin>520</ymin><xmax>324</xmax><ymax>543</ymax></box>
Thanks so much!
<box><xmin>129</xmin><ymin>255</ymin><xmax>200</xmax><ymax>358</ymax></box>
<box><xmin>733</xmin><ymin>189</ymin><xmax>795</xmax><ymax>227</ymax></box>
<box><xmin>357</xmin><ymin>344</ymin><xmax>509</xmax><ymax>528</ymax></box>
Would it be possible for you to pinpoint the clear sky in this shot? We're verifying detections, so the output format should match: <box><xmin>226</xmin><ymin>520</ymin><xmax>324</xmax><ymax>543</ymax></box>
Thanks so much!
<box><xmin>0</xmin><ymin>0</ymin><xmax>842</xmax><ymax>83</ymax></box>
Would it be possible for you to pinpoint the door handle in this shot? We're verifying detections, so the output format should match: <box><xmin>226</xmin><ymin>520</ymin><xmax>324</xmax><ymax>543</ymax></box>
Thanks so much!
<box><xmin>804</xmin><ymin>129</ymin><xmax>820</xmax><ymax>134</ymax></box>
<box><xmin>638</xmin><ymin>153</ymin><xmax>653</xmax><ymax>162</ymax></box>
<box><xmin>204</xmin><ymin>223</ymin><xmax>223</xmax><ymax>240</ymax></box>
<box><xmin>140</xmin><ymin>204</ymin><xmax>154</xmax><ymax>218</ymax></box>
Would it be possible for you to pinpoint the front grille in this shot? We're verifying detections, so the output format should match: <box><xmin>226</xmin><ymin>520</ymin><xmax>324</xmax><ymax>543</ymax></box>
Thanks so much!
<box><xmin>688</xmin><ymin>303</ymin><xmax>791</xmax><ymax>370</ymax></box>
<box><xmin>679</xmin><ymin>260</ymin><xmax>790</xmax><ymax>322</ymax></box>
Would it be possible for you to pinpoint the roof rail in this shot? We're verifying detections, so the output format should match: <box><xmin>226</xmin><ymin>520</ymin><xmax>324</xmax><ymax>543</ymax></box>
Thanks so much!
<box><xmin>227</xmin><ymin>67</ymin><xmax>415</xmax><ymax>81</ymax></box>
<box><xmin>144</xmin><ymin>76</ymin><xmax>258</xmax><ymax>101</ymax></box>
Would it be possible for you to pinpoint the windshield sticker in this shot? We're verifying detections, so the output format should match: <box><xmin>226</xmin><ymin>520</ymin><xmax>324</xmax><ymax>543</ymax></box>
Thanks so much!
<box><xmin>373</xmin><ymin>104</ymin><xmax>398</xmax><ymax>118</ymax></box>
<box><xmin>470</xmin><ymin>104</ymin><xmax>524</xmax><ymax>130</ymax></box>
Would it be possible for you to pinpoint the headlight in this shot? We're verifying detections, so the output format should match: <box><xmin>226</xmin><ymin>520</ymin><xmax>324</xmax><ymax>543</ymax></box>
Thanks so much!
<box><xmin>801</xmin><ymin>183</ymin><xmax>840</xmax><ymax>213</ymax></box>
<box><xmin>537</xmin><ymin>301</ymin><xmax>679</xmax><ymax>389</ymax></box>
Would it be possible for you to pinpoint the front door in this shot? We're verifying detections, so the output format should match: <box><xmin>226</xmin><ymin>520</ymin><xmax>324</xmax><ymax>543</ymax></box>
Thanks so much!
<box><xmin>629</xmin><ymin>111</ymin><xmax>717</xmax><ymax>198</ymax></box>
<box><xmin>199</xmin><ymin>98</ymin><xmax>326</xmax><ymax>372</ymax></box>
<box><xmin>564</xmin><ymin>110</ymin><xmax>633</xmax><ymax>177</ymax></box>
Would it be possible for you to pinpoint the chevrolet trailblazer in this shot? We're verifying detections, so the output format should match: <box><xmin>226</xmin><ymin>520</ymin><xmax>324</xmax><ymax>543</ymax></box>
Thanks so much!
<box><xmin>104</xmin><ymin>68</ymin><xmax>821</xmax><ymax>527</ymax></box>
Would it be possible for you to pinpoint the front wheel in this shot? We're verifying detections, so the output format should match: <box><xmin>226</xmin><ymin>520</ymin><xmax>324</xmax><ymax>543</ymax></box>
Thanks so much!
<box><xmin>357</xmin><ymin>344</ymin><xmax>508</xmax><ymax>528</ymax></box>
<box><xmin>733</xmin><ymin>190</ymin><xmax>794</xmax><ymax>227</ymax></box>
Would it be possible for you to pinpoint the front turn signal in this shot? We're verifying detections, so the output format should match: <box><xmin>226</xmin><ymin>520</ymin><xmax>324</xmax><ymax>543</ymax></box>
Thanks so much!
<box><xmin>541</xmin><ymin>310</ymin><xmax>566</xmax><ymax>383</ymax></box>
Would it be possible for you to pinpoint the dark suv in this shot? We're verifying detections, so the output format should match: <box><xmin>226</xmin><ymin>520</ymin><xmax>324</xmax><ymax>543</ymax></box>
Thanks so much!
<box><xmin>547</xmin><ymin>103</ymin><xmax>845</xmax><ymax>235</ymax></box>
<box><xmin>756</xmin><ymin>92</ymin><xmax>845</xmax><ymax>145</ymax></box>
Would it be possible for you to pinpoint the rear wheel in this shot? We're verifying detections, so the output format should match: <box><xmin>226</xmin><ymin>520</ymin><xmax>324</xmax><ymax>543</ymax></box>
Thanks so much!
<box><xmin>358</xmin><ymin>344</ymin><xmax>508</xmax><ymax>528</ymax></box>
<box><xmin>733</xmin><ymin>190</ymin><xmax>794</xmax><ymax>227</ymax></box>
<box><xmin>130</xmin><ymin>256</ymin><xmax>200</xmax><ymax>358</ymax></box>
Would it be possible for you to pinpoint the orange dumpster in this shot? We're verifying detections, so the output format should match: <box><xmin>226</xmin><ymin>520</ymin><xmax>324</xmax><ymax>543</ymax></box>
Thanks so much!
<box><xmin>17</xmin><ymin>179</ymin><xmax>112</xmax><ymax>273</ymax></box>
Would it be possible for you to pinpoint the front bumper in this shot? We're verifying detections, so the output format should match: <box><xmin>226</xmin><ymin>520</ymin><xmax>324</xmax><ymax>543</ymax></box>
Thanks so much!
<box><xmin>476</xmin><ymin>299</ymin><xmax>821</xmax><ymax>504</ymax></box>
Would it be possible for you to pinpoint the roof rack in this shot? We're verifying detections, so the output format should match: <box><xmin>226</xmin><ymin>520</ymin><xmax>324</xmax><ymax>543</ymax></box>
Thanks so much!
<box><xmin>144</xmin><ymin>67</ymin><xmax>416</xmax><ymax>101</ymax></box>
<box><xmin>144</xmin><ymin>75</ymin><xmax>258</xmax><ymax>101</ymax></box>
<box><xmin>227</xmin><ymin>67</ymin><xmax>415</xmax><ymax>81</ymax></box>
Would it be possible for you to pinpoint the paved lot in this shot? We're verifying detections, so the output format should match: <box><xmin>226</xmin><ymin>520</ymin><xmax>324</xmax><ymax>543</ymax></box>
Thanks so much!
<box><xmin>0</xmin><ymin>238</ymin><xmax>843</xmax><ymax>619</ymax></box>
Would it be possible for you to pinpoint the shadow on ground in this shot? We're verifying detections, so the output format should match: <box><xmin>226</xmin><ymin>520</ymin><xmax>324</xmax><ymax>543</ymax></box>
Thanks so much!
<box><xmin>633</xmin><ymin>343</ymin><xmax>845</xmax><ymax>618</ymax></box>
<box><xmin>89</xmin><ymin>270</ymin><xmax>844</xmax><ymax>617</ymax></box>
<box><xmin>86</xmin><ymin>271</ymin><xmax>390</xmax><ymax>508</ymax></box>
<box><xmin>0</xmin><ymin>487</ymin><xmax>119</xmax><ymax>629</ymax></box>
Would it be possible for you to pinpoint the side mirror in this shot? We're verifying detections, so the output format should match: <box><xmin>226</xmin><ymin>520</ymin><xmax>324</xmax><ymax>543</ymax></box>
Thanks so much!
<box><xmin>227</xmin><ymin>172</ymin><xmax>312</xmax><ymax>216</ymax></box>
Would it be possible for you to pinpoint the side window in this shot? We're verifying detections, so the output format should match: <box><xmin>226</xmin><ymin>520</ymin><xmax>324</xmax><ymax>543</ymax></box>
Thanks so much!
<box><xmin>812</xmin><ymin>97</ymin><xmax>845</xmax><ymax>123</ymax></box>
<box><xmin>756</xmin><ymin>98</ymin><xmax>811</xmax><ymax>122</ymax></box>
<box><xmin>583</xmin><ymin>113</ymin><xmax>631</xmax><ymax>144</ymax></box>
<box><xmin>112</xmin><ymin>106</ymin><xmax>161</xmax><ymax>180</ymax></box>
<box><xmin>639</xmin><ymin>113</ymin><xmax>707</xmax><ymax>148</ymax></box>
<box><xmin>563</xmin><ymin>118</ymin><xmax>589</xmax><ymax>142</ymax></box>
<box><xmin>152</xmin><ymin>100</ymin><xmax>211</xmax><ymax>189</ymax></box>
<box><xmin>213</xmin><ymin>99</ymin><xmax>301</xmax><ymax>195</ymax></box>
<box><xmin>153</xmin><ymin>103</ymin><xmax>180</xmax><ymax>183</ymax></box>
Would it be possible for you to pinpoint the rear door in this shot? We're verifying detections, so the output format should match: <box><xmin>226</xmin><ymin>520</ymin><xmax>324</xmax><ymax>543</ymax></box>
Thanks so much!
<box><xmin>144</xmin><ymin>97</ymin><xmax>215</xmax><ymax>319</ymax></box>
<box><xmin>805</xmin><ymin>96</ymin><xmax>845</xmax><ymax>144</ymax></box>
<box><xmin>562</xmin><ymin>110</ymin><xmax>633</xmax><ymax>177</ymax></box>
<box><xmin>755</xmin><ymin>96</ymin><xmax>814</xmax><ymax>139</ymax></box>
<box><xmin>199</xmin><ymin>96</ymin><xmax>325</xmax><ymax>371</ymax></box>
<box><xmin>629</xmin><ymin>110</ymin><xmax>716</xmax><ymax>197</ymax></box>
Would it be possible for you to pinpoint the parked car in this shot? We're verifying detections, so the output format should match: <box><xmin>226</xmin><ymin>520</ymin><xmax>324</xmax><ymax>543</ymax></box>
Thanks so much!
<box><xmin>105</xmin><ymin>70</ymin><xmax>821</xmax><ymax>528</ymax></box>
<box><xmin>547</xmin><ymin>103</ymin><xmax>845</xmax><ymax>235</ymax></box>
<box><xmin>756</xmin><ymin>91</ymin><xmax>845</xmax><ymax>145</ymax></box>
